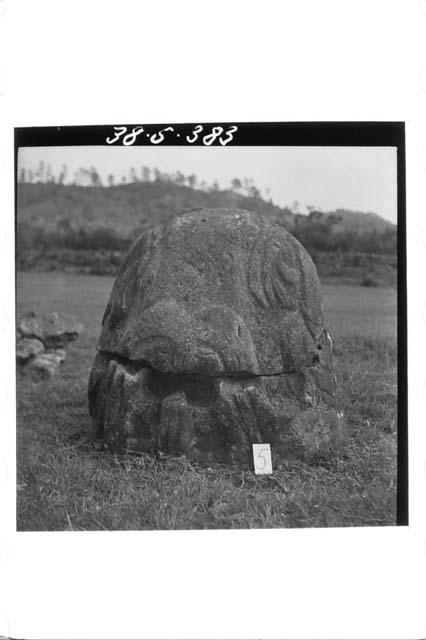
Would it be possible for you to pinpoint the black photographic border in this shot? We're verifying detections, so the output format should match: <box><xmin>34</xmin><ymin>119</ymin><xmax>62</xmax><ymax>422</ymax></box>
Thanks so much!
<box><xmin>14</xmin><ymin>121</ymin><xmax>408</xmax><ymax>526</ymax></box>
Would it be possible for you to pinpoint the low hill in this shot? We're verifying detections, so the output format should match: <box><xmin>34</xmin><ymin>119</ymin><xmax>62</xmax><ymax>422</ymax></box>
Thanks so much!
<box><xmin>17</xmin><ymin>181</ymin><xmax>295</xmax><ymax>239</ymax></box>
<box><xmin>16</xmin><ymin>182</ymin><xmax>397</xmax><ymax>286</ymax></box>
<box><xmin>324</xmin><ymin>208</ymin><xmax>395</xmax><ymax>234</ymax></box>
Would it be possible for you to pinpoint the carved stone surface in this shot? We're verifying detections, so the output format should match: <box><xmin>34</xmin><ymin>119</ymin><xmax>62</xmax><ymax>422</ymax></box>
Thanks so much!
<box><xmin>89</xmin><ymin>209</ymin><xmax>345</xmax><ymax>464</ymax></box>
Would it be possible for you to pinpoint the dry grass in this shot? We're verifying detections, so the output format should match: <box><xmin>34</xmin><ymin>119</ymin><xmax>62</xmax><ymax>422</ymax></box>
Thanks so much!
<box><xmin>16</xmin><ymin>273</ymin><xmax>397</xmax><ymax>530</ymax></box>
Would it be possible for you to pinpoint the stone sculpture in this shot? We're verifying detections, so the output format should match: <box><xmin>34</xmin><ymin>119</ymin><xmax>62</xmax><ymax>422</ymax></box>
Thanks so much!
<box><xmin>89</xmin><ymin>208</ymin><xmax>344</xmax><ymax>464</ymax></box>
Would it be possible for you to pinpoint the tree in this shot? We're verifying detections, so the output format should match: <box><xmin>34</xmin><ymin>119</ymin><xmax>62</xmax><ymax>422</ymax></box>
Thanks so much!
<box><xmin>308</xmin><ymin>209</ymin><xmax>324</xmax><ymax>222</ymax></box>
<box><xmin>129</xmin><ymin>167</ymin><xmax>138</xmax><ymax>183</ymax></box>
<box><xmin>231</xmin><ymin>178</ymin><xmax>242</xmax><ymax>191</ymax></box>
<box><xmin>242</xmin><ymin>177</ymin><xmax>253</xmax><ymax>194</ymax></box>
<box><xmin>58</xmin><ymin>164</ymin><xmax>68</xmax><ymax>185</ymax></box>
<box><xmin>187</xmin><ymin>174</ymin><xmax>197</xmax><ymax>189</ymax></box>
<box><xmin>57</xmin><ymin>218</ymin><xmax>73</xmax><ymax>236</ymax></box>
<box><xmin>291</xmin><ymin>200</ymin><xmax>300</xmax><ymax>214</ymax></box>
<box><xmin>141</xmin><ymin>166</ymin><xmax>151</xmax><ymax>182</ymax></box>
<box><xmin>89</xmin><ymin>166</ymin><xmax>102</xmax><ymax>187</ymax></box>
<box><xmin>36</xmin><ymin>161</ymin><xmax>45</xmax><ymax>183</ymax></box>
<box><xmin>108</xmin><ymin>174</ymin><xmax>115</xmax><ymax>187</ymax></box>
<box><xmin>174</xmin><ymin>171</ymin><xmax>185</xmax><ymax>186</ymax></box>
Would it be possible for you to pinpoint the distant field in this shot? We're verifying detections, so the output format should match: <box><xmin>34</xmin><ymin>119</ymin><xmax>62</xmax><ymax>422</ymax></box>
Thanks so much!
<box><xmin>321</xmin><ymin>283</ymin><xmax>397</xmax><ymax>339</ymax></box>
<box><xmin>16</xmin><ymin>271</ymin><xmax>397</xmax><ymax>343</ymax></box>
<box><xmin>16</xmin><ymin>271</ymin><xmax>398</xmax><ymax>531</ymax></box>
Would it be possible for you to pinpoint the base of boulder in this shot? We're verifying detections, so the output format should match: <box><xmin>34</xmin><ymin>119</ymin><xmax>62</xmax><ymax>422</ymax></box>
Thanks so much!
<box><xmin>89</xmin><ymin>352</ymin><xmax>345</xmax><ymax>466</ymax></box>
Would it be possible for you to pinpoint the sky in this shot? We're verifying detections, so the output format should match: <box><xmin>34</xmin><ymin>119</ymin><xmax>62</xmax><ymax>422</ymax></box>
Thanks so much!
<box><xmin>18</xmin><ymin>145</ymin><xmax>397</xmax><ymax>223</ymax></box>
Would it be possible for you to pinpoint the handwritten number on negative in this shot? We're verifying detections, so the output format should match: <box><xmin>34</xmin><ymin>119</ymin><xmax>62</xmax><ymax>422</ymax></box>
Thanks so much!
<box><xmin>219</xmin><ymin>125</ymin><xmax>238</xmax><ymax>146</ymax></box>
<box><xmin>252</xmin><ymin>444</ymin><xmax>273</xmax><ymax>475</ymax></box>
<box><xmin>123</xmin><ymin>126</ymin><xmax>144</xmax><ymax>145</ymax></box>
<box><xmin>106</xmin><ymin>124</ymin><xmax>239</xmax><ymax>146</ymax></box>
<box><xmin>106</xmin><ymin>126</ymin><xmax>128</xmax><ymax>145</ymax></box>
<box><xmin>150</xmin><ymin>127</ymin><xmax>174</xmax><ymax>145</ymax></box>
<box><xmin>106</xmin><ymin>125</ymin><xmax>144</xmax><ymax>145</ymax></box>
<box><xmin>186</xmin><ymin>125</ymin><xmax>203</xmax><ymax>143</ymax></box>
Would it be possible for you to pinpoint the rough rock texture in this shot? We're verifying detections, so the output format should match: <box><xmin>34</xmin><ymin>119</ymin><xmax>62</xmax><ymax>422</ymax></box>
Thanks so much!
<box><xmin>27</xmin><ymin>352</ymin><xmax>64</xmax><ymax>379</ymax></box>
<box><xmin>53</xmin><ymin>348</ymin><xmax>67</xmax><ymax>363</ymax></box>
<box><xmin>16</xmin><ymin>313</ymin><xmax>75</xmax><ymax>380</ymax></box>
<box><xmin>18</xmin><ymin>311</ymin><xmax>83</xmax><ymax>348</ymax></box>
<box><xmin>16</xmin><ymin>337</ymin><xmax>45</xmax><ymax>363</ymax></box>
<box><xmin>89</xmin><ymin>209</ymin><xmax>345</xmax><ymax>464</ymax></box>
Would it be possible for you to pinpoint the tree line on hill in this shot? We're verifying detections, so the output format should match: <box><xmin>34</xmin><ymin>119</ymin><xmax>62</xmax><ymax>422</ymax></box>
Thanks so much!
<box><xmin>293</xmin><ymin>211</ymin><xmax>396</xmax><ymax>254</ymax></box>
<box><xmin>18</xmin><ymin>162</ymin><xmax>267</xmax><ymax>201</ymax></box>
<box><xmin>16</xmin><ymin>165</ymin><xmax>397</xmax><ymax>284</ymax></box>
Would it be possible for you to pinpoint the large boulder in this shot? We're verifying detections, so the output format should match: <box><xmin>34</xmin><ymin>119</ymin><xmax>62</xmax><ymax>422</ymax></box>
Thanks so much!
<box><xmin>89</xmin><ymin>209</ymin><xmax>345</xmax><ymax>465</ymax></box>
<box><xmin>18</xmin><ymin>311</ymin><xmax>83</xmax><ymax>348</ymax></box>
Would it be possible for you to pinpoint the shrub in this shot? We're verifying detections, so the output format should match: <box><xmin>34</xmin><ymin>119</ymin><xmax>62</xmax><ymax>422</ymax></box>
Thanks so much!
<box><xmin>360</xmin><ymin>274</ymin><xmax>379</xmax><ymax>287</ymax></box>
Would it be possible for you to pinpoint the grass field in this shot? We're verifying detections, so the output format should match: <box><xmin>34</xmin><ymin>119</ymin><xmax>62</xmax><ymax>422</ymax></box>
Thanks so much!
<box><xmin>16</xmin><ymin>272</ymin><xmax>398</xmax><ymax>530</ymax></box>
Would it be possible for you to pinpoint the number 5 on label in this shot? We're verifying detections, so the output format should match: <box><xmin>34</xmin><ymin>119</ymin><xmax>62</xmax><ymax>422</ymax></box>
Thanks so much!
<box><xmin>252</xmin><ymin>444</ymin><xmax>273</xmax><ymax>475</ymax></box>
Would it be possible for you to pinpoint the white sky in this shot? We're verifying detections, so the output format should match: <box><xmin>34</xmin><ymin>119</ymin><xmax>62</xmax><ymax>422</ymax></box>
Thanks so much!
<box><xmin>18</xmin><ymin>145</ymin><xmax>397</xmax><ymax>223</ymax></box>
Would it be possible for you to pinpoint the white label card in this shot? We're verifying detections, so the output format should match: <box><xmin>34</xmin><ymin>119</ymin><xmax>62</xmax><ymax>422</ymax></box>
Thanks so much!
<box><xmin>252</xmin><ymin>443</ymin><xmax>273</xmax><ymax>475</ymax></box>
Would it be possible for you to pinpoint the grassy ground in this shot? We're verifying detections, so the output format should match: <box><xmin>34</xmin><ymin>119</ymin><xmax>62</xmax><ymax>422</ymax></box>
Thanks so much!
<box><xmin>16</xmin><ymin>272</ymin><xmax>398</xmax><ymax>530</ymax></box>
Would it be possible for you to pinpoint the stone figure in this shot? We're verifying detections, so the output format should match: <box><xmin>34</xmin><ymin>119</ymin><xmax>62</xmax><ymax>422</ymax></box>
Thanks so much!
<box><xmin>88</xmin><ymin>208</ymin><xmax>345</xmax><ymax>464</ymax></box>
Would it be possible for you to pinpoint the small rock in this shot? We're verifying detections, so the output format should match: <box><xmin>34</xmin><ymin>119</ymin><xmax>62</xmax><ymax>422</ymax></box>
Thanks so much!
<box><xmin>18</xmin><ymin>311</ymin><xmax>83</xmax><ymax>348</ymax></box>
<box><xmin>53</xmin><ymin>348</ymin><xmax>67</xmax><ymax>362</ymax></box>
<box><xmin>27</xmin><ymin>352</ymin><xmax>64</xmax><ymax>379</ymax></box>
<box><xmin>16</xmin><ymin>337</ymin><xmax>45</xmax><ymax>363</ymax></box>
